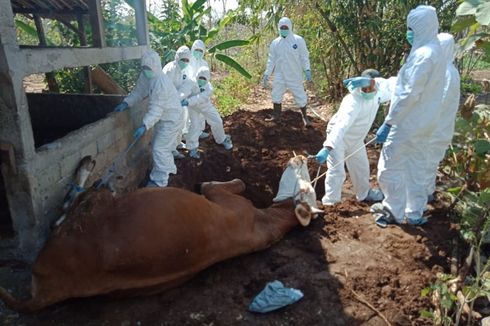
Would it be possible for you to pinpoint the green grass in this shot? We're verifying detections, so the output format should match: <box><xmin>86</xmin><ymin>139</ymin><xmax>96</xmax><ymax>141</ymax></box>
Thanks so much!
<box><xmin>213</xmin><ymin>71</ymin><xmax>253</xmax><ymax>116</ymax></box>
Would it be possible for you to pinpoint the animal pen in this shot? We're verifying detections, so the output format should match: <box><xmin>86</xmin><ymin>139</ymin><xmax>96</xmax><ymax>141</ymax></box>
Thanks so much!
<box><xmin>0</xmin><ymin>0</ymin><xmax>152</xmax><ymax>260</ymax></box>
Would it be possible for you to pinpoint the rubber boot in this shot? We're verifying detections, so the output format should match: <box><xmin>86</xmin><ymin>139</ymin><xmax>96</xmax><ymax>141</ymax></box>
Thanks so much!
<box><xmin>265</xmin><ymin>103</ymin><xmax>282</xmax><ymax>122</ymax></box>
<box><xmin>300</xmin><ymin>106</ymin><xmax>312</xmax><ymax>127</ymax></box>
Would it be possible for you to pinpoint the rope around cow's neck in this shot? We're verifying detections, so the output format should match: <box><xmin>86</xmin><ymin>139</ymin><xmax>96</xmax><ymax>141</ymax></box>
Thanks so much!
<box><xmin>310</xmin><ymin>137</ymin><xmax>377</xmax><ymax>185</ymax></box>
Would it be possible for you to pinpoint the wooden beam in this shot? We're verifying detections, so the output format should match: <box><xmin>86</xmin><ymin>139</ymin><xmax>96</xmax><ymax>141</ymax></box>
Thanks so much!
<box><xmin>0</xmin><ymin>142</ymin><xmax>17</xmax><ymax>175</ymax></box>
<box><xmin>33</xmin><ymin>14</ymin><xmax>59</xmax><ymax>93</ymax></box>
<box><xmin>33</xmin><ymin>14</ymin><xmax>47</xmax><ymax>45</ymax></box>
<box><xmin>77</xmin><ymin>15</ymin><xmax>92</xmax><ymax>93</ymax></box>
<box><xmin>134</xmin><ymin>0</ymin><xmax>149</xmax><ymax>46</ymax></box>
<box><xmin>87</xmin><ymin>0</ymin><xmax>106</xmax><ymax>47</ymax></box>
<box><xmin>91</xmin><ymin>66</ymin><xmax>126</xmax><ymax>95</ymax></box>
<box><xmin>21</xmin><ymin>46</ymin><xmax>147</xmax><ymax>75</ymax></box>
<box><xmin>13</xmin><ymin>8</ymin><xmax>88</xmax><ymax>15</ymax></box>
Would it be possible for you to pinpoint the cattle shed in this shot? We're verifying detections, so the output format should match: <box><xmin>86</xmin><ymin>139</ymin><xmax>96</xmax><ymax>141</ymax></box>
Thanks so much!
<box><xmin>0</xmin><ymin>0</ymin><xmax>152</xmax><ymax>260</ymax></box>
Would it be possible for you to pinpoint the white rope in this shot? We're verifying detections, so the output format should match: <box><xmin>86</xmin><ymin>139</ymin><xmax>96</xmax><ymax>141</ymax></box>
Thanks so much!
<box><xmin>309</xmin><ymin>106</ymin><xmax>329</xmax><ymax>122</ymax></box>
<box><xmin>310</xmin><ymin>137</ymin><xmax>377</xmax><ymax>185</ymax></box>
<box><xmin>312</xmin><ymin>164</ymin><xmax>322</xmax><ymax>189</ymax></box>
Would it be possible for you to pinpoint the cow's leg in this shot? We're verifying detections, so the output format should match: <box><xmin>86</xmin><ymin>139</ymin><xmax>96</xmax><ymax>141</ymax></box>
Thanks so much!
<box><xmin>201</xmin><ymin>179</ymin><xmax>246</xmax><ymax>198</ymax></box>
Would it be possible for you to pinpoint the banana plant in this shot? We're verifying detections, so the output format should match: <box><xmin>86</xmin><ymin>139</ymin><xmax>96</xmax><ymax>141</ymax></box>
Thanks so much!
<box><xmin>452</xmin><ymin>0</ymin><xmax>490</xmax><ymax>60</ymax></box>
<box><xmin>125</xmin><ymin>0</ymin><xmax>251</xmax><ymax>78</ymax></box>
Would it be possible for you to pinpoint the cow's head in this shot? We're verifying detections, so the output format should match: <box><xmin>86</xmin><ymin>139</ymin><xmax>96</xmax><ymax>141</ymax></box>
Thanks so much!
<box><xmin>273</xmin><ymin>155</ymin><xmax>323</xmax><ymax>226</ymax></box>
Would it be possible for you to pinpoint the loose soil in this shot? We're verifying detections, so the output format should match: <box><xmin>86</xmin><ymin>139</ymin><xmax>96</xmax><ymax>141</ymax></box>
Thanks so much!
<box><xmin>0</xmin><ymin>107</ymin><xmax>459</xmax><ymax>325</ymax></box>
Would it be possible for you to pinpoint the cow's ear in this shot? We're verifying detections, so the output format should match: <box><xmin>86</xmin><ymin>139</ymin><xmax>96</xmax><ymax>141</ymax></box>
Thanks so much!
<box><xmin>294</xmin><ymin>203</ymin><xmax>311</xmax><ymax>226</ymax></box>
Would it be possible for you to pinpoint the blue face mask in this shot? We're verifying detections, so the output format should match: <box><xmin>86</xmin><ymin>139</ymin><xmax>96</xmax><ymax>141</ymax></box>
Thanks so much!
<box><xmin>178</xmin><ymin>60</ymin><xmax>188</xmax><ymax>70</ymax></box>
<box><xmin>406</xmin><ymin>30</ymin><xmax>414</xmax><ymax>45</ymax></box>
<box><xmin>280</xmin><ymin>29</ymin><xmax>289</xmax><ymax>38</ymax></box>
<box><xmin>198</xmin><ymin>79</ymin><xmax>207</xmax><ymax>88</ymax></box>
<box><xmin>193</xmin><ymin>51</ymin><xmax>204</xmax><ymax>60</ymax></box>
<box><xmin>143</xmin><ymin>70</ymin><xmax>154</xmax><ymax>79</ymax></box>
<box><xmin>361</xmin><ymin>91</ymin><xmax>376</xmax><ymax>100</ymax></box>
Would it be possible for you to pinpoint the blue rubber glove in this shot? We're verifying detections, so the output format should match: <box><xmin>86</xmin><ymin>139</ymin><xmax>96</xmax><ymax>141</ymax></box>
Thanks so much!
<box><xmin>114</xmin><ymin>101</ymin><xmax>129</xmax><ymax>112</ymax></box>
<box><xmin>343</xmin><ymin>77</ymin><xmax>371</xmax><ymax>93</ymax></box>
<box><xmin>305</xmin><ymin>70</ymin><xmax>312</xmax><ymax>82</ymax></box>
<box><xmin>315</xmin><ymin>147</ymin><xmax>330</xmax><ymax>164</ymax></box>
<box><xmin>376</xmin><ymin>122</ymin><xmax>392</xmax><ymax>143</ymax></box>
<box><xmin>262</xmin><ymin>74</ymin><xmax>269</xmax><ymax>88</ymax></box>
<box><xmin>133</xmin><ymin>125</ymin><xmax>146</xmax><ymax>139</ymax></box>
<box><xmin>181</xmin><ymin>99</ymin><xmax>189</xmax><ymax>107</ymax></box>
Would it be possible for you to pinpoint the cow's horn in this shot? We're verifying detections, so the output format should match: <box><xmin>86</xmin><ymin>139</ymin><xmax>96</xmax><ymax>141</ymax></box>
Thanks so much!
<box><xmin>294</xmin><ymin>203</ymin><xmax>311</xmax><ymax>226</ymax></box>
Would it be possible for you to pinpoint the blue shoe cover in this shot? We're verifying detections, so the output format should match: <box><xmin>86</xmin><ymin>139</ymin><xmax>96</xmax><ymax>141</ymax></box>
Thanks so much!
<box><xmin>249</xmin><ymin>280</ymin><xmax>303</xmax><ymax>313</ymax></box>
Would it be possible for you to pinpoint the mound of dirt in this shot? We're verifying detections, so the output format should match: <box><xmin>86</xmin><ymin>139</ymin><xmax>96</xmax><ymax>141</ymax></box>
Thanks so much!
<box><xmin>0</xmin><ymin>109</ymin><xmax>458</xmax><ymax>325</ymax></box>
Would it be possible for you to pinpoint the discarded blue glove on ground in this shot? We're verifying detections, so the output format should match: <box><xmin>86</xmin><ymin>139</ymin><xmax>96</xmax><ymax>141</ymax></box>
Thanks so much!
<box><xmin>248</xmin><ymin>280</ymin><xmax>303</xmax><ymax>313</ymax></box>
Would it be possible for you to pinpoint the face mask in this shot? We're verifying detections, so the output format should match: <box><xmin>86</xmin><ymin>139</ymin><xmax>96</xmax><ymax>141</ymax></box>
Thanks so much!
<box><xmin>361</xmin><ymin>90</ymin><xmax>376</xmax><ymax>100</ymax></box>
<box><xmin>406</xmin><ymin>30</ymin><xmax>414</xmax><ymax>45</ymax></box>
<box><xmin>143</xmin><ymin>70</ymin><xmax>154</xmax><ymax>79</ymax></box>
<box><xmin>193</xmin><ymin>51</ymin><xmax>204</xmax><ymax>60</ymax></box>
<box><xmin>198</xmin><ymin>79</ymin><xmax>207</xmax><ymax>88</ymax></box>
<box><xmin>178</xmin><ymin>60</ymin><xmax>188</xmax><ymax>70</ymax></box>
<box><xmin>280</xmin><ymin>30</ymin><xmax>289</xmax><ymax>38</ymax></box>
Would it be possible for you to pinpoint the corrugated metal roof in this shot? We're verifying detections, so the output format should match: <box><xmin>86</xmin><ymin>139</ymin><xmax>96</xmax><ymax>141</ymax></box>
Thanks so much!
<box><xmin>11</xmin><ymin>0</ymin><xmax>89</xmax><ymax>14</ymax></box>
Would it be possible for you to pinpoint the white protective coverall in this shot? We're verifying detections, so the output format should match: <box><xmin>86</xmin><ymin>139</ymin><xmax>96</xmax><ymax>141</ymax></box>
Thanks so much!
<box><xmin>186</xmin><ymin>66</ymin><xmax>227</xmax><ymax>151</ymax></box>
<box><xmin>163</xmin><ymin>46</ymin><xmax>194</xmax><ymax>148</ymax></box>
<box><xmin>425</xmin><ymin>33</ymin><xmax>461</xmax><ymax>196</ymax></box>
<box><xmin>184</xmin><ymin>39</ymin><xmax>209</xmax><ymax>134</ymax></box>
<box><xmin>123</xmin><ymin>50</ymin><xmax>183</xmax><ymax>187</ymax></box>
<box><xmin>377</xmin><ymin>5</ymin><xmax>446</xmax><ymax>223</ymax></box>
<box><xmin>264</xmin><ymin>17</ymin><xmax>310</xmax><ymax>108</ymax></box>
<box><xmin>323</xmin><ymin>77</ymin><xmax>396</xmax><ymax>205</ymax></box>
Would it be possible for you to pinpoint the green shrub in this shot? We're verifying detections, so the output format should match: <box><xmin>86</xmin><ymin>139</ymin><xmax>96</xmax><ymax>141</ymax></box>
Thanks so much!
<box><xmin>461</xmin><ymin>77</ymin><xmax>483</xmax><ymax>94</ymax></box>
<box><xmin>213</xmin><ymin>71</ymin><xmax>252</xmax><ymax>116</ymax></box>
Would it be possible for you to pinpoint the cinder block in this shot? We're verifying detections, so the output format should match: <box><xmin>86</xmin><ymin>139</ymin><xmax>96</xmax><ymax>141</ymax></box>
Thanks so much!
<box><xmin>60</xmin><ymin>151</ymin><xmax>82</xmax><ymax>178</ymax></box>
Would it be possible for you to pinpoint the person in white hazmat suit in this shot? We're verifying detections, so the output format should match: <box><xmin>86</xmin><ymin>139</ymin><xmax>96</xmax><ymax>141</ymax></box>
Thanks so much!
<box><xmin>262</xmin><ymin>17</ymin><xmax>312</xmax><ymax>127</ymax></box>
<box><xmin>371</xmin><ymin>5</ymin><xmax>446</xmax><ymax>227</ymax></box>
<box><xmin>425</xmin><ymin>33</ymin><xmax>461</xmax><ymax>200</ymax></box>
<box><xmin>113</xmin><ymin>49</ymin><xmax>183</xmax><ymax>188</ymax></box>
<box><xmin>182</xmin><ymin>66</ymin><xmax>233</xmax><ymax>159</ymax></box>
<box><xmin>162</xmin><ymin>46</ymin><xmax>194</xmax><ymax>159</ymax></box>
<box><xmin>184</xmin><ymin>39</ymin><xmax>210</xmax><ymax>141</ymax></box>
<box><xmin>314</xmin><ymin>69</ymin><xmax>396</xmax><ymax>205</ymax></box>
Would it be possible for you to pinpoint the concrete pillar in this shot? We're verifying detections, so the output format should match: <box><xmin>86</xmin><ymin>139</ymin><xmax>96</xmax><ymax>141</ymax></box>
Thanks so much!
<box><xmin>134</xmin><ymin>0</ymin><xmax>149</xmax><ymax>46</ymax></box>
<box><xmin>0</xmin><ymin>0</ymin><xmax>41</xmax><ymax>259</ymax></box>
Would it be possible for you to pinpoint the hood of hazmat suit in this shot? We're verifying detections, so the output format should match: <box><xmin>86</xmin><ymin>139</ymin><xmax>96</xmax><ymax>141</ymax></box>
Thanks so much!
<box><xmin>186</xmin><ymin>40</ymin><xmax>209</xmax><ymax>81</ymax></box>
<box><xmin>264</xmin><ymin>17</ymin><xmax>311</xmax><ymax>86</ymax></box>
<box><xmin>385</xmin><ymin>5</ymin><xmax>445</xmax><ymax>136</ymax></box>
<box><xmin>123</xmin><ymin>49</ymin><xmax>181</xmax><ymax>129</ymax></box>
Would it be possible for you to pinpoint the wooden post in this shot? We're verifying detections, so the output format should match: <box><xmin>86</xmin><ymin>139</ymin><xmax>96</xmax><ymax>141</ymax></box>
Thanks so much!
<box><xmin>134</xmin><ymin>0</ymin><xmax>149</xmax><ymax>46</ymax></box>
<box><xmin>33</xmin><ymin>15</ymin><xmax>59</xmax><ymax>92</ymax></box>
<box><xmin>78</xmin><ymin>15</ymin><xmax>93</xmax><ymax>93</ymax></box>
<box><xmin>88</xmin><ymin>0</ymin><xmax>106</xmax><ymax>47</ymax></box>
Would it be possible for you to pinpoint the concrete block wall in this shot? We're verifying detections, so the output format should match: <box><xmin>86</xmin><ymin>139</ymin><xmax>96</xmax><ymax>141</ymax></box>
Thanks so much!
<box><xmin>6</xmin><ymin>95</ymin><xmax>152</xmax><ymax>260</ymax></box>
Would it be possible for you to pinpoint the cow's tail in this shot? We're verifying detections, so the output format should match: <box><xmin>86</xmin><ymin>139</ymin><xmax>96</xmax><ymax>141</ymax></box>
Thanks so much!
<box><xmin>0</xmin><ymin>287</ymin><xmax>40</xmax><ymax>312</ymax></box>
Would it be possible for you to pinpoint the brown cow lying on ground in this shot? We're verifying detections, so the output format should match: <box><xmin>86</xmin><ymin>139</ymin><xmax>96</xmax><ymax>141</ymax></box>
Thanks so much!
<box><xmin>0</xmin><ymin>155</ymin><xmax>320</xmax><ymax>312</ymax></box>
